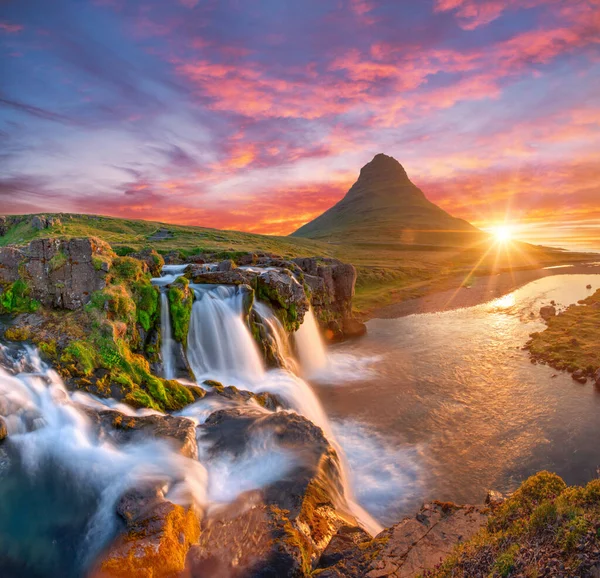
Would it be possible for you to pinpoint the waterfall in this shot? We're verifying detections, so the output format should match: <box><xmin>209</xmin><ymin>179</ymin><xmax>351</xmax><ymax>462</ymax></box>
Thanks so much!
<box><xmin>182</xmin><ymin>288</ymin><xmax>381</xmax><ymax>535</ymax></box>
<box><xmin>294</xmin><ymin>307</ymin><xmax>329</xmax><ymax>376</ymax></box>
<box><xmin>0</xmin><ymin>344</ymin><xmax>207</xmax><ymax>576</ymax></box>
<box><xmin>187</xmin><ymin>285</ymin><xmax>264</xmax><ymax>384</ymax></box>
<box><xmin>252</xmin><ymin>301</ymin><xmax>299</xmax><ymax>373</ymax></box>
<box><xmin>160</xmin><ymin>291</ymin><xmax>175</xmax><ymax>380</ymax></box>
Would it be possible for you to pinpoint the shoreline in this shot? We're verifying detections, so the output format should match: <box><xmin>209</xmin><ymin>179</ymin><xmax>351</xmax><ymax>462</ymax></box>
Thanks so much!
<box><xmin>368</xmin><ymin>262</ymin><xmax>600</xmax><ymax>320</ymax></box>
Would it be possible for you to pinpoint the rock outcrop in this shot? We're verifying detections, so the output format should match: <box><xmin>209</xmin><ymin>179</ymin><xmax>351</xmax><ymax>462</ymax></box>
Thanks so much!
<box><xmin>0</xmin><ymin>237</ymin><xmax>112</xmax><ymax>310</ymax></box>
<box><xmin>185</xmin><ymin>408</ymin><xmax>356</xmax><ymax>577</ymax></box>
<box><xmin>317</xmin><ymin>502</ymin><xmax>488</xmax><ymax>578</ymax></box>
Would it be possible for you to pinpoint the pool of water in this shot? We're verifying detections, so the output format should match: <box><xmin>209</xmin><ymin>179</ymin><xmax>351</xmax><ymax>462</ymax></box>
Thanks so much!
<box><xmin>315</xmin><ymin>274</ymin><xmax>600</xmax><ymax>526</ymax></box>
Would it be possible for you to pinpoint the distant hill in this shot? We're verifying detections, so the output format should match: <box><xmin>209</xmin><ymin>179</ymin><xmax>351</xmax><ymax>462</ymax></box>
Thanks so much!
<box><xmin>292</xmin><ymin>153</ymin><xmax>483</xmax><ymax>246</ymax></box>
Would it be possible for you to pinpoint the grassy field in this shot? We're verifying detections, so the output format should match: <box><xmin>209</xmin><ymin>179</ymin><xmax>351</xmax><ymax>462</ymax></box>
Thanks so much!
<box><xmin>1</xmin><ymin>213</ymin><xmax>595</xmax><ymax>317</ymax></box>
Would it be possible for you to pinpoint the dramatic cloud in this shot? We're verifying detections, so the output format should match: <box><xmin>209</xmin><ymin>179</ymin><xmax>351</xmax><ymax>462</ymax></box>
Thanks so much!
<box><xmin>0</xmin><ymin>0</ymin><xmax>598</xmax><ymax>248</ymax></box>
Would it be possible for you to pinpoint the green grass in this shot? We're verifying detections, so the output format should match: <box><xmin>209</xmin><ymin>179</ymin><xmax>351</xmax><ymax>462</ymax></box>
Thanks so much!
<box><xmin>527</xmin><ymin>289</ymin><xmax>600</xmax><ymax>376</ymax></box>
<box><xmin>423</xmin><ymin>472</ymin><xmax>600</xmax><ymax>577</ymax></box>
<box><xmin>1</xmin><ymin>213</ymin><xmax>594</xmax><ymax>317</ymax></box>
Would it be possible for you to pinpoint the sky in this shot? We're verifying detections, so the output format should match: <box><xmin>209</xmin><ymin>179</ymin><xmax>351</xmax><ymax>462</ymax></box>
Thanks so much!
<box><xmin>0</xmin><ymin>0</ymin><xmax>599</xmax><ymax>250</ymax></box>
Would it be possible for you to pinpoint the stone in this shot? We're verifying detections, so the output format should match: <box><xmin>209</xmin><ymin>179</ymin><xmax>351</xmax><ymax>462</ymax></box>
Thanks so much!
<box><xmin>216</xmin><ymin>259</ymin><xmax>234</xmax><ymax>272</ymax></box>
<box><xmin>185</xmin><ymin>408</ymin><xmax>356</xmax><ymax>576</ymax></box>
<box><xmin>540</xmin><ymin>305</ymin><xmax>557</xmax><ymax>321</ymax></box>
<box><xmin>315</xmin><ymin>525</ymin><xmax>375</xmax><ymax>577</ymax></box>
<box><xmin>594</xmin><ymin>369</ymin><xmax>600</xmax><ymax>386</ymax></box>
<box><xmin>0</xmin><ymin>246</ymin><xmax>24</xmax><ymax>284</ymax></box>
<box><xmin>19</xmin><ymin>237</ymin><xmax>112</xmax><ymax>310</ymax></box>
<box><xmin>129</xmin><ymin>248</ymin><xmax>165</xmax><ymax>277</ymax></box>
<box><xmin>81</xmin><ymin>407</ymin><xmax>198</xmax><ymax>459</ymax></box>
<box><xmin>366</xmin><ymin>503</ymin><xmax>487</xmax><ymax>578</ymax></box>
<box><xmin>187</xmin><ymin>267</ymin><xmax>257</xmax><ymax>286</ymax></box>
<box><xmin>31</xmin><ymin>215</ymin><xmax>47</xmax><ymax>230</ymax></box>
<box><xmin>573</xmin><ymin>369</ymin><xmax>588</xmax><ymax>384</ymax></box>
<box><xmin>255</xmin><ymin>269</ymin><xmax>310</xmax><ymax>330</ymax></box>
<box><xmin>91</xmin><ymin>499</ymin><xmax>200</xmax><ymax>578</ymax></box>
<box><xmin>0</xmin><ymin>416</ymin><xmax>7</xmax><ymax>441</ymax></box>
<box><xmin>485</xmin><ymin>489</ymin><xmax>505</xmax><ymax>508</ymax></box>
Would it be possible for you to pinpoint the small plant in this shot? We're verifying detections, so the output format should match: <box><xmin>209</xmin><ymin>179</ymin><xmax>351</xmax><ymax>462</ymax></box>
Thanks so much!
<box><xmin>49</xmin><ymin>250</ymin><xmax>67</xmax><ymax>271</ymax></box>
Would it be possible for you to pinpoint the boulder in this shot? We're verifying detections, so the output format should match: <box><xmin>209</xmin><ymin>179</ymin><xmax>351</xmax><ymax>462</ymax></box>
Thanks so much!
<box><xmin>129</xmin><ymin>248</ymin><xmax>165</xmax><ymax>277</ymax></box>
<box><xmin>485</xmin><ymin>489</ymin><xmax>506</xmax><ymax>508</ymax></box>
<box><xmin>185</xmin><ymin>408</ymin><xmax>356</xmax><ymax>576</ymax></box>
<box><xmin>317</xmin><ymin>502</ymin><xmax>488</xmax><ymax>578</ymax></box>
<box><xmin>92</xmin><ymin>498</ymin><xmax>200</xmax><ymax>578</ymax></box>
<box><xmin>82</xmin><ymin>407</ymin><xmax>198</xmax><ymax>459</ymax></box>
<box><xmin>0</xmin><ymin>216</ymin><xmax>7</xmax><ymax>236</ymax></box>
<box><xmin>187</xmin><ymin>267</ymin><xmax>257</xmax><ymax>286</ymax></box>
<box><xmin>255</xmin><ymin>269</ymin><xmax>310</xmax><ymax>331</ymax></box>
<box><xmin>216</xmin><ymin>259</ymin><xmax>234</xmax><ymax>272</ymax></box>
<box><xmin>572</xmin><ymin>369</ymin><xmax>588</xmax><ymax>384</ymax></box>
<box><xmin>540</xmin><ymin>305</ymin><xmax>556</xmax><ymax>321</ymax></box>
<box><xmin>19</xmin><ymin>237</ymin><xmax>112</xmax><ymax>310</ymax></box>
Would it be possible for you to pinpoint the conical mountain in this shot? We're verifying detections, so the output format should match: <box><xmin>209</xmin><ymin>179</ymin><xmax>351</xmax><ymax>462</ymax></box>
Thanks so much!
<box><xmin>292</xmin><ymin>154</ymin><xmax>481</xmax><ymax>246</ymax></box>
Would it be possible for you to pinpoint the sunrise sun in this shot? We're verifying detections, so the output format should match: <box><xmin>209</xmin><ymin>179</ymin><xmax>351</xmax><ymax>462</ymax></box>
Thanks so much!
<box><xmin>492</xmin><ymin>225</ymin><xmax>514</xmax><ymax>243</ymax></box>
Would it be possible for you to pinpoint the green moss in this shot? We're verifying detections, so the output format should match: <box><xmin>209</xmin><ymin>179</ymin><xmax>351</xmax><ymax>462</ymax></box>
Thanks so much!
<box><xmin>0</xmin><ymin>279</ymin><xmax>40</xmax><ymax>314</ymax></box>
<box><xmin>111</xmin><ymin>256</ymin><xmax>145</xmax><ymax>282</ymax></box>
<box><xmin>49</xmin><ymin>250</ymin><xmax>67</xmax><ymax>271</ymax></box>
<box><xmin>493</xmin><ymin>543</ymin><xmax>519</xmax><ymax>577</ymax></box>
<box><xmin>134</xmin><ymin>283</ymin><xmax>159</xmax><ymax>332</ymax></box>
<box><xmin>168</xmin><ymin>284</ymin><xmax>192</xmax><ymax>347</ymax></box>
<box><xmin>61</xmin><ymin>340</ymin><xmax>98</xmax><ymax>376</ymax></box>
<box><xmin>38</xmin><ymin>339</ymin><xmax>58</xmax><ymax>359</ymax></box>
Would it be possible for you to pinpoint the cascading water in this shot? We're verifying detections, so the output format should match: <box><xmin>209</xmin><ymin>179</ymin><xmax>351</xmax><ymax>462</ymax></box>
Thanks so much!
<box><xmin>182</xmin><ymin>282</ymin><xmax>382</xmax><ymax>535</ymax></box>
<box><xmin>252</xmin><ymin>300</ymin><xmax>299</xmax><ymax>373</ymax></box>
<box><xmin>294</xmin><ymin>307</ymin><xmax>329</xmax><ymax>376</ymax></box>
<box><xmin>187</xmin><ymin>284</ymin><xmax>264</xmax><ymax>384</ymax></box>
<box><xmin>160</xmin><ymin>290</ymin><xmax>175</xmax><ymax>379</ymax></box>
<box><xmin>0</xmin><ymin>344</ymin><xmax>207</xmax><ymax>577</ymax></box>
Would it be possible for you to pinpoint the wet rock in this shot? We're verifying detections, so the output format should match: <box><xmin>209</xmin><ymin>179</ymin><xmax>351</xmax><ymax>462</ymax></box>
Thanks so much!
<box><xmin>485</xmin><ymin>489</ymin><xmax>505</xmax><ymax>508</ymax></box>
<box><xmin>540</xmin><ymin>305</ymin><xmax>557</xmax><ymax>321</ymax></box>
<box><xmin>341</xmin><ymin>317</ymin><xmax>367</xmax><ymax>339</ymax></box>
<box><xmin>594</xmin><ymin>369</ymin><xmax>600</xmax><ymax>386</ymax></box>
<box><xmin>216</xmin><ymin>259</ymin><xmax>234</xmax><ymax>272</ymax></box>
<box><xmin>587</xmin><ymin>284</ymin><xmax>593</xmax><ymax>289</ymax></box>
<box><xmin>116</xmin><ymin>484</ymin><xmax>166</xmax><ymax>524</ymax></box>
<box><xmin>82</xmin><ymin>407</ymin><xmax>198</xmax><ymax>459</ymax></box>
<box><xmin>0</xmin><ymin>416</ymin><xmax>7</xmax><ymax>441</ymax></box>
<box><xmin>186</xmin><ymin>408</ymin><xmax>356</xmax><ymax>576</ymax></box>
<box><xmin>573</xmin><ymin>369</ymin><xmax>588</xmax><ymax>384</ymax></box>
<box><xmin>187</xmin><ymin>267</ymin><xmax>257</xmax><ymax>286</ymax></box>
<box><xmin>315</xmin><ymin>525</ymin><xmax>376</xmax><ymax>578</ymax></box>
<box><xmin>203</xmin><ymin>383</ymin><xmax>281</xmax><ymax>412</ymax></box>
<box><xmin>255</xmin><ymin>269</ymin><xmax>310</xmax><ymax>331</ymax></box>
<box><xmin>92</xmin><ymin>499</ymin><xmax>200</xmax><ymax>578</ymax></box>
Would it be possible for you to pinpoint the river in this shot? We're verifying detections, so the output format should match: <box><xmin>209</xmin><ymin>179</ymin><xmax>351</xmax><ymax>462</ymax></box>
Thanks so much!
<box><xmin>315</xmin><ymin>273</ymin><xmax>600</xmax><ymax>526</ymax></box>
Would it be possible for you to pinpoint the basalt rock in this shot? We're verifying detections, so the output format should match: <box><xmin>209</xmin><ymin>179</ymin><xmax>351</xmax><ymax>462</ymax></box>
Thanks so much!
<box><xmin>92</xmin><ymin>498</ymin><xmax>200</xmax><ymax>578</ymax></box>
<box><xmin>1</xmin><ymin>237</ymin><xmax>113</xmax><ymax>310</ymax></box>
<box><xmin>187</xmin><ymin>267</ymin><xmax>257</xmax><ymax>286</ymax></box>
<box><xmin>317</xmin><ymin>502</ymin><xmax>488</xmax><ymax>578</ymax></box>
<box><xmin>82</xmin><ymin>407</ymin><xmax>198</xmax><ymax>459</ymax></box>
<box><xmin>255</xmin><ymin>269</ymin><xmax>310</xmax><ymax>331</ymax></box>
<box><xmin>185</xmin><ymin>408</ymin><xmax>356</xmax><ymax>577</ymax></box>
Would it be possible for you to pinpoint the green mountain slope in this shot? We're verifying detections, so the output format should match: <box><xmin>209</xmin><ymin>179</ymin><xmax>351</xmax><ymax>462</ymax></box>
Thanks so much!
<box><xmin>292</xmin><ymin>153</ymin><xmax>483</xmax><ymax>246</ymax></box>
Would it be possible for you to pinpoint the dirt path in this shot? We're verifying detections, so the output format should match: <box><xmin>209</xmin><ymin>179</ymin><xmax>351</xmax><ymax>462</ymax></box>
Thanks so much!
<box><xmin>370</xmin><ymin>263</ymin><xmax>600</xmax><ymax>319</ymax></box>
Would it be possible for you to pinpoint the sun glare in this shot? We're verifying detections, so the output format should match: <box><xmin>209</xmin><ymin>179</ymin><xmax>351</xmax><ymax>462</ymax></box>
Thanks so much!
<box><xmin>493</xmin><ymin>225</ymin><xmax>513</xmax><ymax>243</ymax></box>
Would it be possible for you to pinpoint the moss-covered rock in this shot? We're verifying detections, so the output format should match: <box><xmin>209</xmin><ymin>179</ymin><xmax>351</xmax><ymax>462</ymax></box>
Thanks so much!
<box><xmin>167</xmin><ymin>278</ymin><xmax>193</xmax><ymax>348</ymax></box>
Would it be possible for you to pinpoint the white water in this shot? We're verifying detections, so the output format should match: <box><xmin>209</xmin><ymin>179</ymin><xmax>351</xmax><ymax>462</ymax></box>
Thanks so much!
<box><xmin>187</xmin><ymin>285</ymin><xmax>264</xmax><ymax>383</ymax></box>
<box><xmin>0</xmin><ymin>345</ymin><xmax>207</xmax><ymax>569</ymax></box>
<box><xmin>160</xmin><ymin>291</ymin><xmax>175</xmax><ymax>379</ymax></box>
<box><xmin>253</xmin><ymin>300</ymin><xmax>299</xmax><ymax>373</ymax></box>
<box><xmin>294</xmin><ymin>308</ymin><xmax>328</xmax><ymax>376</ymax></box>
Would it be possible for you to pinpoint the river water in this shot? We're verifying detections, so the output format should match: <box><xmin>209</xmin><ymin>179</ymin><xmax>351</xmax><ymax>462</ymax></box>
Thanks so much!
<box><xmin>315</xmin><ymin>273</ymin><xmax>600</xmax><ymax>526</ymax></box>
